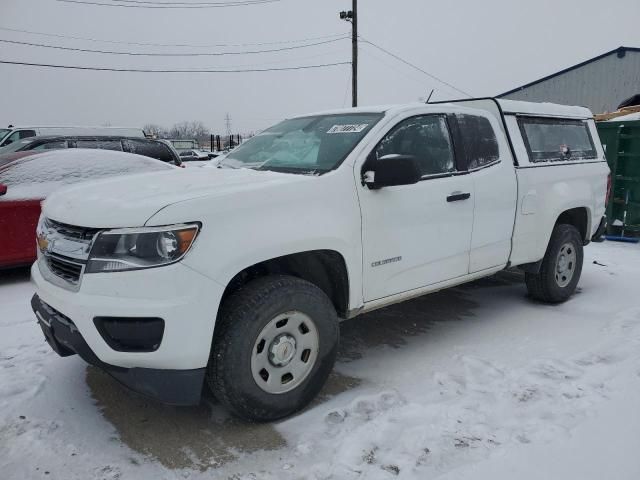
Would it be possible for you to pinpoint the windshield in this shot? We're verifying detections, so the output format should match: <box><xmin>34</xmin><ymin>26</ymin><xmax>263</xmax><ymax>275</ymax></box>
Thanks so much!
<box><xmin>219</xmin><ymin>113</ymin><xmax>383</xmax><ymax>174</ymax></box>
<box><xmin>0</xmin><ymin>129</ymin><xmax>11</xmax><ymax>144</ymax></box>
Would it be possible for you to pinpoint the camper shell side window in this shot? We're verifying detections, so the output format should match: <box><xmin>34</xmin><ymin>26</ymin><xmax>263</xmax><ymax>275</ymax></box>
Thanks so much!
<box><xmin>517</xmin><ymin>116</ymin><xmax>597</xmax><ymax>163</ymax></box>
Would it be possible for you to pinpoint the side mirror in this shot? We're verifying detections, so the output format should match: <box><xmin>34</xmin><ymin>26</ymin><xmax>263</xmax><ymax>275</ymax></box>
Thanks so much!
<box><xmin>362</xmin><ymin>154</ymin><xmax>422</xmax><ymax>189</ymax></box>
<box><xmin>0</xmin><ymin>184</ymin><xmax>7</xmax><ymax>196</ymax></box>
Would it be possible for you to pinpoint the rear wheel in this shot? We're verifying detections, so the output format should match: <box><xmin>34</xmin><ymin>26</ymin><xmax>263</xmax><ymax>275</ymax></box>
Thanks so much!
<box><xmin>207</xmin><ymin>275</ymin><xmax>339</xmax><ymax>421</ymax></box>
<box><xmin>525</xmin><ymin>224</ymin><xmax>584</xmax><ymax>303</ymax></box>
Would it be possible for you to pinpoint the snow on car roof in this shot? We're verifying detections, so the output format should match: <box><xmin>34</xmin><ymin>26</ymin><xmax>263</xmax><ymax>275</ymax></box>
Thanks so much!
<box><xmin>0</xmin><ymin>148</ymin><xmax>174</xmax><ymax>201</ymax></box>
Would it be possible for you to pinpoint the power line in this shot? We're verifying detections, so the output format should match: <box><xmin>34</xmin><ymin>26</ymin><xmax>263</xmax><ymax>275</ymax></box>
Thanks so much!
<box><xmin>56</xmin><ymin>0</ymin><xmax>279</xmax><ymax>8</ymax></box>
<box><xmin>358</xmin><ymin>36</ymin><xmax>472</xmax><ymax>98</ymax></box>
<box><xmin>0</xmin><ymin>26</ymin><xmax>348</xmax><ymax>48</ymax></box>
<box><xmin>360</xmin><ymin>42</ymin><xmax>433</xmax><ymax>88</ymax></box>
<box><xmin>196</xmin><ymin>47</ymin><xmax>345</xmax><ymax>69</ymax></box>
<box><xmin>0</xmin><ymin>59</ymin><xmax>350</xmax><ymax>73</ymax></box>
<box><xmin>188</xmin><ymin>50</ymin><xmax>344</xmax><ymax>69</ymax></box>
<box><xmin>0</xmin><ymin>36</ymin><xmax>349</xmax><ymax>57</ymax></box>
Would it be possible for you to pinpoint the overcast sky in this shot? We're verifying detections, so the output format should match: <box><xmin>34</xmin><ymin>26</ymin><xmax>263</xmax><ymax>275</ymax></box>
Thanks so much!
<box><xmin>1</xmin><ymin>0</ymin><xmax>639</xmax><ymax>134</ymax></box>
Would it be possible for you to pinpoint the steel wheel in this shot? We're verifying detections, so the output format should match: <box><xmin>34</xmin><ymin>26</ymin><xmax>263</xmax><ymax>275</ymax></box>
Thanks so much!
<box><xmin>250</xmin><ymin>310</ymin><xmax>319</xmax><ymax>394</ymax></box>
<box><xmin>555</xmin><ymin>242</ymin><xmax>577</xmax><ymax>287</ymax></box>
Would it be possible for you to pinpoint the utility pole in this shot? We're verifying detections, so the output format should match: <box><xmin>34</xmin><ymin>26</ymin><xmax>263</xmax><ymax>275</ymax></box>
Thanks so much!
<box><xmin>351</xmin><ymin>0</ymin><xmax>358</xmax><ymax>108</ymax></box>
<box><xmin>339</xmin><ymin>0</ymin><xmax>358</xmax><ymax>107</ymax></box>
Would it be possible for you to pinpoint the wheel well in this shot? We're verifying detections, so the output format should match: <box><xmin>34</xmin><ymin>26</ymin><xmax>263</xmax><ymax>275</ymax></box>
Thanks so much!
<box><xmin>556</xmin><ymin>207</ymin><xmax>589</xmax><ymax>243</ymax></box>
<box><xmin>221</xmin><ymin>250</ymin><xmax>350</xmax><ymax>318</ymax></box>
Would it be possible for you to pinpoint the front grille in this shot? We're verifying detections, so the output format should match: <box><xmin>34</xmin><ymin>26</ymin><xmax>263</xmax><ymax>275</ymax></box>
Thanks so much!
<box><xmin>39</xmin><ymin>217</ymin><xmax>100</xmax><ymax>289</ymax></box>
<box><xmin>46</xmin><ymin>254</ymin><xmax>83</xmax><ymax>284</ymax></box>
<box><xmin>45</xmin><ymin>219</ymin><xmax>100</xmax><ymax>241</ymax></box>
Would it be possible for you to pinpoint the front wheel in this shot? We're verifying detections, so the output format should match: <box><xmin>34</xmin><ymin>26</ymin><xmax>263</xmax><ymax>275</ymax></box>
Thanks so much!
<box><xmin>207</xmin><ymin>275</ymin><xmax>339</xmax><ymax>421</ymax></box>
<box><xmin>525</xmin><ymin>224</ymin><xmax>584</xmax><ymax>303</ymax></box>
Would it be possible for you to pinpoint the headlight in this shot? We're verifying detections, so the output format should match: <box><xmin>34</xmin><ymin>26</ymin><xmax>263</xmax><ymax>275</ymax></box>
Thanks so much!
<box><xmin>35</xmin><ymin>214</ymin><xmax>46</xmax><ymax>258</ymax></box>
<box><xmin>86</xmin><ymin>223</ymin><xmax>200</xmax><ymax>273</ymax></box>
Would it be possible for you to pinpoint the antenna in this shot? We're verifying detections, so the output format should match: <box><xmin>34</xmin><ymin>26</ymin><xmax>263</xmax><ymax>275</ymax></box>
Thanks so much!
<box><xmin>425</xmin><ymin>89</ymin><xmax>435</xmax><ymax>104</ymax></box>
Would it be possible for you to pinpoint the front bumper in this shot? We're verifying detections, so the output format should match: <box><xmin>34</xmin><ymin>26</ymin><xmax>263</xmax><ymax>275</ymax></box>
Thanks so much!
<box><xmin>31</xmin><ymin>260</ymin><xmax>225</xmax><ymax>405</ymax></box>
<box><xmin>32</xmin><ymin>294</ymin><xmax>205</xmax><ymax>405</ymax></box>
<box><xmin>32</xmin><ymin>261</ymin><xmax>223</xmax><ymax>369</ymax></box>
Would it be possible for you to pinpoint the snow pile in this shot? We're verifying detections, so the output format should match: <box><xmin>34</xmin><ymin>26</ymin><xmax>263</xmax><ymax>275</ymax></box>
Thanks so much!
<box><xmin>2</xmin><ymin>242</ymin><xmax>640</xmax><ymax>479</ymax></box>
<box><xmin>279</xmin><ymin>313</ymin><xmax>640</xmax><ymax>479</ymax></box>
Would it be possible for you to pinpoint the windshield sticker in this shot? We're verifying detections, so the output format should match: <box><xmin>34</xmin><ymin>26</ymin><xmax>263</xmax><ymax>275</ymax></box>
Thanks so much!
<box><xmin>327</xmin><ymin>124</ymin><xmax>369</xmax><ymax>134</ymax></box>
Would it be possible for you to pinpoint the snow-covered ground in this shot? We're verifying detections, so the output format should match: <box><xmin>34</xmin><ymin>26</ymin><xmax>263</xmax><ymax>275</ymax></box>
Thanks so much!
<box><xmin>2</xmin><ymin>241</ymin><xmax>640</xmax><ymax>479</ymax></box>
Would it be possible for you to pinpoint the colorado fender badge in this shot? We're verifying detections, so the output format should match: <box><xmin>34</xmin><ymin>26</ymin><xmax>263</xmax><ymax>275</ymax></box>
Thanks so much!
<box><xmin>371</xmin><ymin>256</ymin><xmax>402</xmax><ymax>268</ymax></box>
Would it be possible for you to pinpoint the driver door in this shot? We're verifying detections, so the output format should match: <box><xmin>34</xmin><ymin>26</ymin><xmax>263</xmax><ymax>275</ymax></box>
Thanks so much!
<box><xmin>358</xmin><ymin>114</ymin><xmax>474</xmax><ymax>302</ymax></box>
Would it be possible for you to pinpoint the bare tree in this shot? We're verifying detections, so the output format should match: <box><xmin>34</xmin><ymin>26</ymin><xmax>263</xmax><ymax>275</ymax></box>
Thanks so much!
<box><xmin>169</xmin><ymin>121</ymin><xmax>208</xmax><ymax>140</ymax></box>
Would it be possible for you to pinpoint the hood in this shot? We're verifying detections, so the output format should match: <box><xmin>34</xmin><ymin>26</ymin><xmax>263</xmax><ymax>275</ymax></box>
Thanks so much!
<box><xmin>43</xmin><ymin>167</ymin><xmax>307</xmax><ymax>228</ymax></box>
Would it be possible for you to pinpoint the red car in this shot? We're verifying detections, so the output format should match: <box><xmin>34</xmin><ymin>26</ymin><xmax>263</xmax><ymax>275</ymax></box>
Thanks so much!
<box><xmin>0</xmin><ymin>149</ymin><xmax>176</xmax><ymax>269</ymax></box>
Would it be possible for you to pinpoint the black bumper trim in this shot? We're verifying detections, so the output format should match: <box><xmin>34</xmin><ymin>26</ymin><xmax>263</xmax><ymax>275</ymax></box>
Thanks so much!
<box><xmin>31</xmin><ymin>294</ymin><xmax>205</xmax><ymax>406</ymax></box>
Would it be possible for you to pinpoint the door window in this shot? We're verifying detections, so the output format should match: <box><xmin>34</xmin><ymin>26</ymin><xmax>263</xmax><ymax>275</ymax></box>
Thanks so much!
<box><xmin>73</xmin><ymin>139</ymin><xmax>123</xmax><ymax>151</ymax></box>
<box><xmin>5</xmin><ymin>129</ymin><xmax>36</xmax><ymax>145</ymax></box>
<box><xmin>125</xmin><ymin>139</ymin><xmax>176</xmax><ymax>163</ymax></box>
<box><xmin>75</xmin><ymin>140</ymin><xmax>99</xmax><ymax>149</ymax></box>
<box><xmin>373</xmin><ymin>115</ymin><xmax>455</xmax><ymax>177</ymax></box>
<box><xmin>32</xmin><ymin>141</ymin><xmax>67</xmax><ymax>151</ymax></box>
<box><xmin>95</xmin><ymin>139</ymin><xmax>124</xmax><ymax>151</ymax></box>
<box><xmin>18</xmin><ymin>130</ymin><xmax>36</xmax><ymax>140</ymax></box>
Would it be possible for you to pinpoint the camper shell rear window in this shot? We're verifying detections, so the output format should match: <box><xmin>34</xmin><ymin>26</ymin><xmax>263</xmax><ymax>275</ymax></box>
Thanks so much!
<box><xmin>517</xmin><ymin>116</ymin><xmax>597</xmax><ymax>163</ymax></box>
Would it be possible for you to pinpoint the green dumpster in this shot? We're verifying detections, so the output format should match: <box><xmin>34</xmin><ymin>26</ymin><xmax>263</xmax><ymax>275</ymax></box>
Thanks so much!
<box><xmin>597</xmin><ymin>119</ymin><xmax>640</xmax><ymax>237</ymax></box>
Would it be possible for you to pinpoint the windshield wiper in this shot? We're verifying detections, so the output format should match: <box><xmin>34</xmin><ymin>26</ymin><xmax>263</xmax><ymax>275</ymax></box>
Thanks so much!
<box><xmin>256</xmin><ymin>165</ymin><xmax>324</xmax><ymax>176</ymax></box>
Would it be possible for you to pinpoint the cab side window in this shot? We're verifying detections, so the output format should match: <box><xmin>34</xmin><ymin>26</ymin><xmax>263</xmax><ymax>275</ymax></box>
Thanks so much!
<box><xmin>454</xmin><ymin>114</ymin><xmax>499</xmax><ymax>169</ymax></box>
<box><xmin>374</xmin><ymin>115</ymin><xmax>455</xmax><ymax>177</ymax></box>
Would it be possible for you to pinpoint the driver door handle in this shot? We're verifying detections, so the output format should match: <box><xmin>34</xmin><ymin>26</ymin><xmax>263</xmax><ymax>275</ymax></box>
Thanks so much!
<box><xmin>447</xmin><ymin>192</ymin><xmax>471</xmax><ymax>202</ymax></box>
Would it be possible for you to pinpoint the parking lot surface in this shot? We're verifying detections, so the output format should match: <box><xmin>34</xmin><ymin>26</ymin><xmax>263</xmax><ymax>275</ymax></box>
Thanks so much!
<box><xmin>2</xmin><ymin>242</ymin><xmax>640</xmax><ymax>479</ymax></box>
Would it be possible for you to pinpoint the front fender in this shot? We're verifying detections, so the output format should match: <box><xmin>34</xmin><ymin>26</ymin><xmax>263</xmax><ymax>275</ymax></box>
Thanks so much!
<box><xmin>145</xmin><ymin>170</ymin><xmax>365</xmax><ymax>312</ymax></box>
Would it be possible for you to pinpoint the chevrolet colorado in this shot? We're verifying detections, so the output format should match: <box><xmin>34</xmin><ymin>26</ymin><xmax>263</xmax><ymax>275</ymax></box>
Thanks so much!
<box><xmin>31</xmin><ymin>98</ymin><xmax>609</xmax><ymax>421</ymax></box>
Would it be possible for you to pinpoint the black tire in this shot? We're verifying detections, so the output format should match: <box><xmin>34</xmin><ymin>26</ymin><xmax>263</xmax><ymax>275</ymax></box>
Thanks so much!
<box><xmin>525</xmin><ymin>224</ymin><xmax>584</xmax><ymax>303</ymax></box>
<box><xmin>207</xmin><ymin>275</ymin><xmax>339</xmax><ymax>421</ymax></box>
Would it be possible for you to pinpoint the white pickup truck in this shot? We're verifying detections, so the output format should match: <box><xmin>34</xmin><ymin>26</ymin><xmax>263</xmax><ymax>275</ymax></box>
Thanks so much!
<box><xmin>31</xmin><ymin>98</ymin><xmax>609</xmax><ymax>421</ymax></box>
